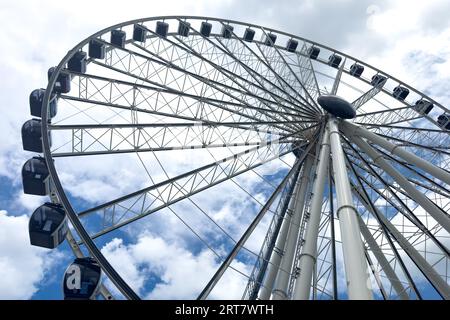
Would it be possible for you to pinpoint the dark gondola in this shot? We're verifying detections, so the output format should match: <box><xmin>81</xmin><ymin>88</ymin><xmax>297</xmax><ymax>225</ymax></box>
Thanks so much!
<box><xmin>222</xmin><ymin>24</ymin><xmax>234</xmax><ymax>39</ymax></box>
<box><xmin>22</xmin><ymin>157</ymin><xmax>49</xmax><ymax>196</ymax></box>
<box><xmin>437</xmin><ymin>113</ymin><xmax>450</xmax><ymax>130</ymax></box>
<box><xmin>328</xmin><ymin>54</ymin><xmax>342</xmax><ymax>68</ymax></box>
<box><xmin>349</xmin><ymin>63</ymin><xmax>364</xmax><ymax>77</ymax></box>
<box><xmin>178</xmin><ymin>21</ymin><xmax>190</xmax><ymax>37</ymax></box>
<box><xmin>243</xmin><ymin>28</ymin><xmax>255</xmax><ymax>42</ymax></box>
<box><xmin>371</xmin><ymin>74</ymin><xmax>387</xmax><ymax>87</ymax></box>
<box><xmin>47</xmin><ymin>67</ymin><xmax>71</xmax><ymax>94</ymax></box>
<box><xmin>307</xmin><ymin>46</ymin><xmax>320</xmax><ymax>59</ymax></box>
<box><xmin>30</xmin><ymin>89</ymin><xmax>52</xmax><ymax>118</ymax></box>
<box><xmin>264</xmin><ymin>33</ymin><xmax>277</xmax><ymax>46</ymax></box>
<box><xmin>111</xmin><ymin>29</ymin><xmax>126</xmax><ymax>48</ymax></box>
<box><xmin>200</xmin><ymin>21</ymin><xmax>212</xmax><ymax>37</ymax></box>
<box><xmin>132</xmin><ymin>24</ymin><xmax>147</xmax><ymax>42</ymax></box>
<box><xmin>29</xmin><ymin>203</ymin><xmax>67</xmax><ymax>249</ymax></box>
<box><xmin>393</xmin><ymin>85</ymin><xmax>409</xmax><ymax>101</ymax></box>
<box><xmin>63</xmin><ymin>257</ymin><xmax>102</xmax><ymax>300</ymax></box>
<box><xmin>156</xmin><ymin>21</ymin><xmax>169</xmax><ymax>38</ymax></box>
<box><xmin>88</xmin><ymin>39</ymin><xmax>106</xmax><ymax>59</ymax></box>
<box><xmin>22</xmin><ymin>118</ymin><xmax>52</xmax><ymax>153</ymax></box>
<box><xmin>286</xmin><ymin>39</ymin><xmax>298</xmax><ymax>52</ymax></box>
<box><xmin>413</xmin><ymin>99</ymin><xmax>434</xmax><ymax>115</ymax></box>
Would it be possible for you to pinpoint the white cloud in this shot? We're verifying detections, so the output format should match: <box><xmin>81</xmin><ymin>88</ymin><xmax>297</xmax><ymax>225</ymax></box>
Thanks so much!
<box><xmin>0</xmin><ymin>210</ymin><xmax>63</xmax><ymax>299</ymax></box>
<box><xmin>1</xmin><ymin>0</ymin><xmax>450</xmax><ymax>300</ymax></box>
<box><xmin>101</xmin><ymin>233</ymin><xmax>251</xmax><ymax>299</ymax></box>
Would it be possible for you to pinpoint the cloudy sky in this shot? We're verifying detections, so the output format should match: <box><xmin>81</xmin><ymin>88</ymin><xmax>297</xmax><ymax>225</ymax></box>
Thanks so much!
<box><xmin>0</xmin><ymin>0</ymin><xmax>449</xmax><ymax>300</ymax></box>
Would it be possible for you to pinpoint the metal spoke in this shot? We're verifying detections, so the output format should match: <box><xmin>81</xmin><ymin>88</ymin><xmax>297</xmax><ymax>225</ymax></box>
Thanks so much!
<box><xmin>77</xmin><ymin>134</ymin><xmax>314</xmax><ymax>241</ymax></box>
<box><xmin>197</xmin><ymin>159</ymin><xmax>303</xmax><ymax>299</ymax></box>
<box><xmin>331</xmin><ymin>57</ymin><xmax>346</xmax><ymax>95</ymax></box>
<box><xmin>342</xmin><ymin>140</ymin><xmax>450</xmax><ymax>257</ymax></box>
<box><xmin>352</xmin><ymin>80</ymin><xmax>385</xmax><ymax>111</ymax></box>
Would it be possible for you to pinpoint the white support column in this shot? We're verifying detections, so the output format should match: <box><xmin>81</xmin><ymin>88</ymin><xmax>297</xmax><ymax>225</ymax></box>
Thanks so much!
<box><xmin>258</xmin><ymin>180</ymin><xmax>300</xmax><ymax>300</ymax></box>
<box><xmin>271</xmin><ymin>155</ymin><xmax>314</xmax><ymax>300</ymax></box>
<box><xmin>357</xmin><ymin>214</ymin><xmax>409</xmax><ymax>300</ymax></box>
<box><xmin>292</xmin><ymin>126</ymin><xmax>331</xmax><ymax>300</ymax></box>
<box><xmin>327</xmin><ymin>117</ymin><xmax>374</xmax><ymax>300</ymax></box>
<box><xmin>347</xmin><ymin>133</ymin><xmax>450</xmax><ymax>233</ymax></box>
<box><xmin>354</xmin><ymin>190</ymin><xmax>450</xmax><ymax>299</ymax></box>
<box><xmin>341</xmin><ymin>121</ymin><xmax>450</xmax><ymax>186</ymax></box>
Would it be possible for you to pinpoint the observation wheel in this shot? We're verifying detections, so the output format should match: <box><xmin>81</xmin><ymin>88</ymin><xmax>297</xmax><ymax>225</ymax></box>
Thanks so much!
<box><xmin>21</xmin><ymin>16</ymin><xmax>450</xmax><ymax>300</ymax></box>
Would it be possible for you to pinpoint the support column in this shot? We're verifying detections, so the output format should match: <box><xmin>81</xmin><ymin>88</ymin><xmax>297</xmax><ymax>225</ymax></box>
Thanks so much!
<box><xmin>292</xmin><ymin>126</ymin><xmax>331</xmax><ymax>299</ymax></box>
<box><xmin>357</xmin><ymin>214</ymin><xmax>409</xmax><ymax>300</ymax></box>
<box><xmin>347</xmin><ymin>133</ymin><xmax>450</xmax><ymax>233</ymax></box>
<box><xmin>327</xmin><ymin>117</ymin><xmax>373</xmax><ymax>300</ymax></box>
<box><xmin>341</xmin><ymin>121</ymin><xmax>450</xmax><ymax>185</ymax></box>
<box><xmin>255</xmin><ymin>166</ymin><xmax>300</xmax><ymax>300</ymax></box>
<box><xmin>258</xmin><ymin>178</ymin><xmax>301</xmax><ymax>300</ymax></box>
<box><xmin>271</xmin><ymin>155</ymin><xmax>314</xmax><ymax>300</ymax></box>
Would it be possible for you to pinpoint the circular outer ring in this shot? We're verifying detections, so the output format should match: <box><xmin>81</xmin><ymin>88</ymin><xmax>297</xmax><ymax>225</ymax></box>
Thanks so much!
<box><xmin>41</xmin><ymin>15</ymin><xmax>450</xmax><ymax>299</ymax></box>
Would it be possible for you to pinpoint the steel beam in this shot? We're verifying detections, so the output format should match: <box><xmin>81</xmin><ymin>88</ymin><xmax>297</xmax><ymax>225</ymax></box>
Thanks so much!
<box><xmin>357</xmin><ymin>215</ymin><xmax>409</xmax><ymax>300</ymax></box>
<box><xmin>353</xmin><ymin>189</ymin><xmax>450</xmax><ymax>299</ymax></box>
<box><xmin>346</xmin><ymin>133</ymin><xmax>450</xmax><ymax>233</ymax></box>
<box><xmin>341</xmin><ymin>121</ymin><xmax>450</xmax><ymax>186</ymax></box>
<box><xmin>326</xmin><ymin>117</ymin><xmax>374</xmax><ymax>299</ymax></box>
<box><xmin>197</xmin><ymin>161</ymin><xmax>301</xmax><ymax>299</ymax></box>
<box><xmin>271</xmin><ymin>154</ymin><xmax>314</xmax><ymax>299</ymax></box>
<box><xmin>257</xmin><ymin>175</ymin><xmax>299</xmax><ymax>300</ymax></box>
<box><xmin>292</xmin><ymin>126</ymin><xmax>331</xmax><ymax>299</ymax></box>
<box><xmin>344</xmin><ymin>149</ymin><xmax>422</xmax><ymax>299</ymax></box>
<box><xmin>329</xmin><ymin>168</ymin><xmax>338</xmax><ymax>299</ymax></box>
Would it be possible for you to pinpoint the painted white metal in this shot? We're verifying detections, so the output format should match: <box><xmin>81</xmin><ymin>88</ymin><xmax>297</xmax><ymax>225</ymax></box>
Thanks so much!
<box><xmin>292</xmin><ymin>126</ymin><xmax>330</xmax><ymax>300</ymax></box>
<box><xmin>357</xmin><ymin>214</ymin><xmax>409</xmax><ymax>300</ymax></box>
<box><xmin>327</xmin><ymin>117</ymin><xmax>374</xmax><ymax>300</ymax></box>
<box><xmin>271</xmin><ymin>155</ymin><xmax>314</xmax><ymax>300</ymax></box>
<box><xmin>347</xmin><ymin>133</ymin><xmax>450</xmax><ymax>233</ymax></box>
<box><xmin>341</xmin><ymin>121</ymin><xmax>450</xmax><ymax>186</ymax></box>
<box><xmin>354</xmin><ymin>191</ymin><xmax>450</xmax><ymax>299</ymax></box>
<box><xmin>258</xmin><ymin>180</ymin><xmax>300</xmax><ymax>299</ymax></box>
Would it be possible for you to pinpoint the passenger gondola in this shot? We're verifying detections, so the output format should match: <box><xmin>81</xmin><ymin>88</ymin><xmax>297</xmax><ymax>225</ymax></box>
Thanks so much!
<box><xmin>29</xmin><ymin>203</ymin><xmax>67</xmax><ymax>249</ymax></box>
<box><xmin>63</xmin><ymin>257</ymin><xmax>102</xmax><ymax>300</ymax></box>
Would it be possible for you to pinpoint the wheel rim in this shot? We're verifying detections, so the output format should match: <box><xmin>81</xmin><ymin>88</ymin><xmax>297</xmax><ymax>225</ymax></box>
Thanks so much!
<box><xmin>39</xmin><ymin>16</ymin><xmax>450</xmax><ymax>300</ymax></box>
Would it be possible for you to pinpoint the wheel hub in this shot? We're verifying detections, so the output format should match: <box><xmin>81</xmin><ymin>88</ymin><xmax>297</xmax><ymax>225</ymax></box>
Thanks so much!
<box><xmin>317</xmin><ymin>94</ymin><xmax>356</xmax><ymax>119</ymax></box>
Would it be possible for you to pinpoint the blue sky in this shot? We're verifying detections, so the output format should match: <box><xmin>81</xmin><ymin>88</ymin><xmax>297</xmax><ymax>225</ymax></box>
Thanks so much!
<box><xmin>0</xmin><ymin>0</ymin><xmax>449</xmax><ymax>300</ymax></box>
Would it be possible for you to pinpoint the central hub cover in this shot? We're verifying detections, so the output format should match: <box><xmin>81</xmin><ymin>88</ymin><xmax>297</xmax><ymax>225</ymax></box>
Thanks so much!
<box><xmin>317</xmin><ymin>95</ymin><xmax>356</xmax><ymax>119</ymax></box>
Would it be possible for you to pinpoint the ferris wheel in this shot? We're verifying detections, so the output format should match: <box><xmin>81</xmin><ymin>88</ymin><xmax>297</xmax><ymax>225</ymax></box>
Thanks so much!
<box><xmin>21</xmin><ymin>16</ymin><xmax>450</xmax><ymax>300</ymax></box>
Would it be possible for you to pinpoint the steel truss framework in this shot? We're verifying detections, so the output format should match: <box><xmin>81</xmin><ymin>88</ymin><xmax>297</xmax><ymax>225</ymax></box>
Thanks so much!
<box><xmin>39</xmin><ymin>16</ymin><xmax>450</xmax><ymax>300</ymax></box>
